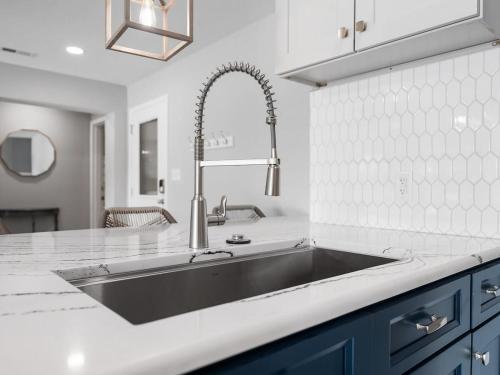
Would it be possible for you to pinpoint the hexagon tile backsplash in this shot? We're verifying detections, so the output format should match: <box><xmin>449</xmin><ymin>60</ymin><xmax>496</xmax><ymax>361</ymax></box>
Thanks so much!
<box><xmin>310</xmin><ymin>46</ymin><xmax>500</xmax><ymax>238</ymax></box>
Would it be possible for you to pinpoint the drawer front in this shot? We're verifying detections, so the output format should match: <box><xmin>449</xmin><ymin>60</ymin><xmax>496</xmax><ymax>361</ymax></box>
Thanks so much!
<box><xmin>408</xmin><ymin>335</ymin><xmax>471</xmax><ymax>375</ymax></box>
<box><xmin>372</xmin><ymin>275</ymin><xmax>470</xmax><ymax>374</ymax></box>
<box><xmin>472</xmin><ymin>261</ymin><xmax>500</xmax><ymax>328</ymax></box>
<box><xmin>196</xmin><ymin>313</ymin><xmax>372</xmax><ymax>375</ymax></box>
<box><xmin>472</xmin><ymin>314</ymin><xmax>500</xmax><ymax>374</ymax></box>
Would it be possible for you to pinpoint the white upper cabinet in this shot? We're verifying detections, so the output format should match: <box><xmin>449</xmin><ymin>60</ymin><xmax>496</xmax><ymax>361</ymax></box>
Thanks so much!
<box><xmin>276</xmin><ymin>0</ymin><xmax>355</xmax><ymax>75</ymax></box>
<box><xmin>276</xmin><ymin>0</ymin><xmax>500</xmax><ymax>85</ymax></box>
<box><xmin>355</xmin><ymin>0</ymin><xmax>479</xmax><ymax>50</ymax></box>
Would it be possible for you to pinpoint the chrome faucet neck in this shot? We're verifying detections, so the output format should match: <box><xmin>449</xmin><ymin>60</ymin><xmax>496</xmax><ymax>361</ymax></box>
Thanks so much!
<box><xmin>189</xmin><ymin>62</ymin><xmax>280</xmax><ymax>250</ymax></box>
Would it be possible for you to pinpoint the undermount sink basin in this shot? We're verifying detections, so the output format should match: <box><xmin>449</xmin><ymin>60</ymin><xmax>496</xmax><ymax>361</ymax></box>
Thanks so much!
<box><xmin>71</xmin><ymin>247</ymin><xmax>396</xmax><ymax>324</ymax></box>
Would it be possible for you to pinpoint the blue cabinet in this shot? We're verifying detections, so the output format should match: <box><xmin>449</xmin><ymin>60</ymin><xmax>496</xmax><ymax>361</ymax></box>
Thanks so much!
<box><xmin>196</xmin><ymin>313</ymin><xmax>372</xmax><ymax>375</ymax></box>
<box><xmin>472</xmin><ymin>262</ymin><xmax>500</xmax><ymax>328</ymax></box>
<box><xmin>408</xmin><ymin>335</ymin><xmax>472</xmax><ymax>375</ymax></box>
<box><xmin>472</xmin><ymin>314</ymin><xmax>500</xmax><ymax>374</ymax></box>
<box><xmin>372</xmin><ymin>276</ymin><xmax>470</xmax><ymax>374</ymax></box>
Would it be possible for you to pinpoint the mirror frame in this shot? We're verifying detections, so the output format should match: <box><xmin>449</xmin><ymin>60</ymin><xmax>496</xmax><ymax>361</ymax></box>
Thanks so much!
<box><xmin>0</xmin><ymin>129</ymin><xmax>56</xmax><ymax>177</ymax></box>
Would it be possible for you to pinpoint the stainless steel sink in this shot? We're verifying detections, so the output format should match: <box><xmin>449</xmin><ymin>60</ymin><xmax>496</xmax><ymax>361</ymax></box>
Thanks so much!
<box><xmin>71</xmin><ymin>247</ymin><xmax>396</xmax><ymax>324</ymax></box>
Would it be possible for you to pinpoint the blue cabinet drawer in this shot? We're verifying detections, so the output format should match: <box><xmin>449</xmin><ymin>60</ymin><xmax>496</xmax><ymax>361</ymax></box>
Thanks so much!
<box><xmin>408</xmin><ymin>334</ymin><xmax>472</xmax><ymax>375</ymax></box>
<box><xmin>472</xmin><ymin>261</ymin><xmax>500</xmax><ymax>328</ymax></box>
<box><xmin>195</xmin><ymin>313</ymin><xmax>372</xmax><ymax>375</ymax></box>
<box><xmin>472</xmin><ymin>313</ymin><xmax>500</xmax><ymax>374</ymax></box>
<box><xmin>372</xmin><ymin>275</ymin><xmax>470</xmax><ymax>374</ymax></box>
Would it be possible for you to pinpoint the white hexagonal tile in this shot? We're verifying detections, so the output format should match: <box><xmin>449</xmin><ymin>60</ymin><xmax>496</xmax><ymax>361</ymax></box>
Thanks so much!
<box><xmin>460</xmin><ymin>180</ymin><xmax>474</xmax><ymax>209</ymax></box>
<box><xmin>379</xmin><ymin>73</ymin><xmax>390</xmax><ymax>94</ymax></box>
<box><xmin>485</xmin><ymin>49</ymin><xmax>500</xmax><ymax>76</ymax></box>
<box><xmin>419</xmin><ymin>181</ymin><xmax>432</xmax><ymax>207</ymax></box>
<box><xmin>454</xmin><ymin>105</ymin><xmax>467</xmax><ymax>132</ymax></box>
<box><xmin>413</xmin><ymin>205</ymin><xmax>426</xmax><ymax>230</ymax></box>
<box><xmin>466</xmin><ymin>207</ymin><xmax>481</xmax><ymax>235</ymax></box>
<box><xmin>431</xmin><ymin>181</ymin><xmax>445</xmax><ymax>207</ymax></box>
<box><xmin>395</xmin><ymin>91</ymin><xmax>408</xmax><ymax>115</ymax></box>
<box><xmin>384</xmin><ymin>92</ymin><xmax>396</xmax><ymax>116</ymax></box>
<box><xmin>395</xmin><ymin>136</ymin><xmax>407</xmax><ymax>161</ymax></box>
<box><xmin>426</xmin><ymin>108</ymin><xmax>439</xmax><ymax>134</ymax></box>
<box><xmin>474</xmin><ymin>180</ymin><xmax>490</xmax><ymax>210</ymax></box>
<box><xmin>373</xmin><ymin>183</ymin><xmax>384</xmax><ymax>205</ymax></box>
<box><xmin>420</xmin><ymin>85</ymin><xmax>433</xmax><ymax>111</ymax></box>
<box><xmin>402</xmin><ymin>68</ymin><xmax>414</xmax><ymax>90</ymax></box>
<box><xmin>414</xmin><ymin>110</ymin><xmax>426</xmax><ymax>136</ymax></box>
<box><xmin>453</xmin><ymin>155</ymin><xmax>467</xmax><ymax>183</ymax></box>
<box><xmin>384</xmin><ymin>138</ymin><xmax>395</xmax><ymax>159</ymax></box>
<box><xmin>454</xmin><ymin>55</ymin><xmax>469</xmax><ymax>80</ymax></box>
<box><xmin>419</xmin><ymin>133</ymin><xmax>432</xmax><ymax>159</ymax></box>
<box><xmin>476</xmin><ymin>75</ymin><xmax>492</xmax><ymax>104</ymax></box>
<box><xmin>468</xmin><ymin>102</ymin><xmax>483</xmax><ymax>131</ymax></box>
<box><xmin>433</xmin><ymin>82</ymin><xmax>446</xmax><ymax>109</ymax></box>
<box><xmin>467</xmin><ymin>154</ymin><xmax>482</xmax><ymax>183</ymax></box>
<box><xmin>447</xmin><ymin>80</ymin><xmax>460</xmax><ymax>107</ymax></box>
<box><xmin>483</xmin><ymin>154</ymin><xmax>498</xmax><ymax>183</ymax></box>
<box><xmin>432</xmin><ymin>132</ymin><xmax>446</xmax><ymax>159</ymax></box>
<box><xmin>390</xmin><ymin>70</ymin><xmax>402</xmax><ymax>92</ymax></box>
<box><xmin>413</xmin><ymin>158</ymin><xmax>426</xmax><ymax>183</ymax></box>
<box><xmin>446</xmin><ymin>130</ymin><xmax>460</xmax><ymax>158</ymax></box>
<box><xmin>475</xmin><ymin>127</ymin><xmax>491</xmax><ymax>157</ymax></box>
<box><xmin>427</xmin><ymin>62</ymin><xmax>440</xmax><ymax>85</ymax></box>
<box><xmin>438</xmin><ymin>206</ymin><xmax>451</xmax><ymax>232</ymax></box>
<box><xmin>401</xmin><ymin>112</ymin><xmax>413</xmax><ymax>137</ymax></box>
<box><xmin>451</xmin><ymin>207</ymin><xmax>467</xmax><ymax>234</ymax></box>
<box><xmin>461</xmin><ymin>77</ymin><xmax>476</xmax><ymax>106</ymax></box>
<box><xmin>491</xmin><ymin>181</ymin><xmax>500</xmax><ymax>210</ymax></box>
<box><xmin>445</xmin><ymin>181</ymin><xmax>460</xmax><ymax>208</ymax></box>
<box><xmin>469</xmin><ymin>52</ymin><xmax>484</xmax><ymax>79</ymax></box>
<box><xmin>493</xmin><ymin>72</ymin><xmax>500</xmax><ymax>102</ymax></box>
<box><xmin>440</xmin><ymin>59</ymin><xmax>454</xmax><ymax>83</ymax></box>
<box><xmin>439</xmin><ymin>106</ymin><xmax>453</xmax><ymax>133</ymax></box>
<box><xmin>426</xmin><ymin>157</ymin><xmax>439</xmax><ymax>183</ymax></box>
<box><xmin>484</xmin><ymin>99</ymin><xmax>499</xmax><ymax>129</ymax></box>
<box><xmin>439</xmin><ymin>157</ymin><xmax>453</xmax><ymax>183</ymax></box>
<box><xmin>390</xmin><ymin>115</ymin><xmax>401</xmax><ymax>138</ymax></box>
<box><xmin>492</xmin><ymin>126</ymin><xmax>500</xmax><ymax>157</ymax></box>
<box><xmin>482</xmin><ymin>208</ymin><xmax>498</xmax><ymax>237</ymax></box>
<box><xmin>460</xmin><ymin>128</ymin><xmax>475</xmax><ymax>157</ymax></box>
<box><xmin>425</xmin><ymin>206</ymin><xmax>438</xmax><ymax>232</ymax></box>
<box><xmin>407</xmin><ymin>135</ymin><xmax>419</xmax><ymax>160</ymax></box>
<box><xmin>408</xmin><ymin>87</ymin><xmax>420</xmax><ymax>112</ymax></box>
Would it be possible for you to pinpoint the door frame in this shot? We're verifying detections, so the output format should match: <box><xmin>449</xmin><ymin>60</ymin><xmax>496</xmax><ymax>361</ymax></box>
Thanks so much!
<box><xmin>89</xmin><ymin>113</ymin><xmax>116</xmax><ymax>228</ymax></box>
<box><xmin>127</xmin><ymin>95</ymin><xmax>168</xmax><ymax>208</ymax></box>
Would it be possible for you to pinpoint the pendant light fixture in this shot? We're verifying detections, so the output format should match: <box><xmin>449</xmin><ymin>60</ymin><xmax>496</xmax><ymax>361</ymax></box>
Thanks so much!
<box><xmin>105</xmin><ymin>0</ymin><xmax>193</xmax><ymax>61</ymax></box>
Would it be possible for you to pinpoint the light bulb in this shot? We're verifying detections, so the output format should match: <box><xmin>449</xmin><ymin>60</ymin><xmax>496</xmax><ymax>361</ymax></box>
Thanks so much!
<box><xmin>139</xmin><ymin>0</ymin><xmax>156</xmax><ymax>27</ymax></box>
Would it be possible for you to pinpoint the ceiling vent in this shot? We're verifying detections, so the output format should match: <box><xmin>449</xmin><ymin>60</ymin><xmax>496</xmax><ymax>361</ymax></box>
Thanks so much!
<box><xmin>1</xmin><ymin>47</ymin><xmax>37</xmax><ymax>58</ymax></box>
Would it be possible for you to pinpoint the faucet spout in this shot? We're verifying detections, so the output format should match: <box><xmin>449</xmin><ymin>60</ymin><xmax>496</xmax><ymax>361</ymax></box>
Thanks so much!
<box><xmin>189</xmin><ymin>62</ymin><xmax>280</xmax><ymax>249</ymax></box>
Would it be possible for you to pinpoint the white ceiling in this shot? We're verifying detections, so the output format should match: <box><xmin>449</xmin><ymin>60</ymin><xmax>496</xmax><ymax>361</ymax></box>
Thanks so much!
<box><xmin>0</xmin><ymin>0</ymin><xmax>274</xmax><ymax>85</ymax></box>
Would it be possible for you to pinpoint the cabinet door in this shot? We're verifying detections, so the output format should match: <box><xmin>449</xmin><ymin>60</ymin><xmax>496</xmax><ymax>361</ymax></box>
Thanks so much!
<box><xmin>275</xmin><ymin>0</ymin><xmax>355</xmax><ymax>74</ymax></box>
<box><xmin>197</xmin><ymin>313</ymin><xmax>372</xmax><ymax>374</ymax></box>
<box><xmin>472</xmin><ymin>314</ymin><xmax>500</xmax><ymax>374</ymax></box>
<box><xmin>355</xmin><ymin>0</ymin><xmax>479</xmax><ymax>50</ymax></box>
<box><xmin>408</xmin><ymin>335</ymin><xmax>471</xmax><ymax>375</ymax></box>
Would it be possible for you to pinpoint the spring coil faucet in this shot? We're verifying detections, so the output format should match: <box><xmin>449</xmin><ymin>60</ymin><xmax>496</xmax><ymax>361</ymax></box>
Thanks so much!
<box><xmin>189</xmin><ymin>62</ymin><xmax>280</xmax><ymax>249</ymax></box>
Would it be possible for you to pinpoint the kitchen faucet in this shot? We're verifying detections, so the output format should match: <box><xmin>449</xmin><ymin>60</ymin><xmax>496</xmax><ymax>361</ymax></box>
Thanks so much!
<box><xmin>189</xmin><ymin>62</ymin><xmax>280</xmax><ymax>249</ymax></box>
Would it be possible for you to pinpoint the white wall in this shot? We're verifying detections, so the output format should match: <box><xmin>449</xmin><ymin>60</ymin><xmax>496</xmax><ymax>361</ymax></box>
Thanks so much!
<box><xmin>0</xmin><ymin>101</ymin><xmax>90</xmax><ymax>232</ymax></box>
<box><xmin>128</xmin><ymin>14</ymin><xmax>311</xmax><ymax>222</ymax></box>
<box><xmin>0</xmin><ymin>62</ymin><xmax>128</xmax><ymax>205</ymax></box>
<box><xmin>310</xmin><ymin>46</ymin><xmax>500</xmax><ymax>238</ymax></box>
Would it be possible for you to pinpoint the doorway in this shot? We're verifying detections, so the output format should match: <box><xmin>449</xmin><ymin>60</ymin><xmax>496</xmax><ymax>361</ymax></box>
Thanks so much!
<box><xmin>128</xmin><ymin>96</ymin><xmax>168</xmax><ymax>208</ymax></box>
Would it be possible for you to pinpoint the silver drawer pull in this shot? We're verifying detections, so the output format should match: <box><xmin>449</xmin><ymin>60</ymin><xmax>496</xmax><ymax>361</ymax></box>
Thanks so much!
<box><xmin>485</xmin><ymin>285</ymin><xmax>500</xmax><ymax>297</ymax></box>
<box><xmin>416</xmin><ymin>314</ymin><xmax>448</xmax><ymax>334</ymax></box>
<box><xmin>474</xmin><ymin>351</ymin><xmax>490</xmax><ymax>366</ymax></box>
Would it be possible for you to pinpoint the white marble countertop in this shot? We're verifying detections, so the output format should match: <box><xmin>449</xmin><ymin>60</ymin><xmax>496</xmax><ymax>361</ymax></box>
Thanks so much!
<box><xmin>2</xmin><ymin>216</ymin><xmax>500</xmax><ymax>375</ymax></box>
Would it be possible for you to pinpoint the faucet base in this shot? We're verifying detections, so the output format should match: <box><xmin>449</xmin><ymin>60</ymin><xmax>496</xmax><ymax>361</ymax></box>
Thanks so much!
<box><xmin>189</xmin><ymin>197</ymin><xmax>209</xmax><ymax>249</ymax></box>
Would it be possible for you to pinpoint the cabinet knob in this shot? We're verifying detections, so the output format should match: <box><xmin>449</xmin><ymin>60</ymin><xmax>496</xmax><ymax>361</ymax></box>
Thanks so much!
<box><xmin>474</xmin><ymin>351</ymin><xmax>490</xmax><ymax>366</ymax></box>
<box><xmin>355</xmin><ymin>20</ymin><xmax>367</xmax><ymax>33</ymax></box>
<box><xmin>415</xmin><ymin>314</ymin><xmax>448</xmax><ymax>335</ymax></box>
<box><xmin>338</xmin><ymin>27</ymin><xmax>349</xmax><ymax>39</ymax></box>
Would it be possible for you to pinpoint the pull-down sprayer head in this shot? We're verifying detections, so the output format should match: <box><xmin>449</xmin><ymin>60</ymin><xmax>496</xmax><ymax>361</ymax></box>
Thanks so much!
<box><xmin>265</xmin><ymin>165</ymin><xmax>280</xmax><ymax>196</ymax></box>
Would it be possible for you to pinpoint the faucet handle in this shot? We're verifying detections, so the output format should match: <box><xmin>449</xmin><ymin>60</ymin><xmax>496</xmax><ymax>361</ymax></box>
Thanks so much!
<box><xmin>218</xmin><ymin>195</ymin><xmax>227</xmax><ymax>217</ymax></box>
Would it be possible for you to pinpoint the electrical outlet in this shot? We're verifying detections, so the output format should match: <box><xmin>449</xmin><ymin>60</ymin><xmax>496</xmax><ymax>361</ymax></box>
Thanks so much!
<box><xmin>398</xmin><ymin>172</ymin><xmax>411</xmax><ymax>202</ymax></box>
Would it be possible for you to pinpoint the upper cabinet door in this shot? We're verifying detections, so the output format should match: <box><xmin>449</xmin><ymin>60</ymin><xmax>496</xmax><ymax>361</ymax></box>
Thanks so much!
<box><xmin>276</xmin><ymin>0</ymin><xmax>355</xmax><ymax>74</ymax></box>
<box><xmin>355</xmin><ymin>0</ymin><xmax>480</xmax><ymax>50</ymax></box>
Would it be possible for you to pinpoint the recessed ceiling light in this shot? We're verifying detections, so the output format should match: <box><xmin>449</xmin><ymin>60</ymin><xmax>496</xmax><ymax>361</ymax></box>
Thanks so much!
<box><xmin>66</xmin><ymin>46</ymin><xmax>84</xmax><ymax>55</ymax></box>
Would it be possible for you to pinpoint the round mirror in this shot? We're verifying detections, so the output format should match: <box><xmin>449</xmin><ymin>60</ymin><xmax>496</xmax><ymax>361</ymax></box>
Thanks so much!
<box><xmin>0</xmin><ymin>130</ymin><xmax>56</xmax><ymax>177</ymax></box>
